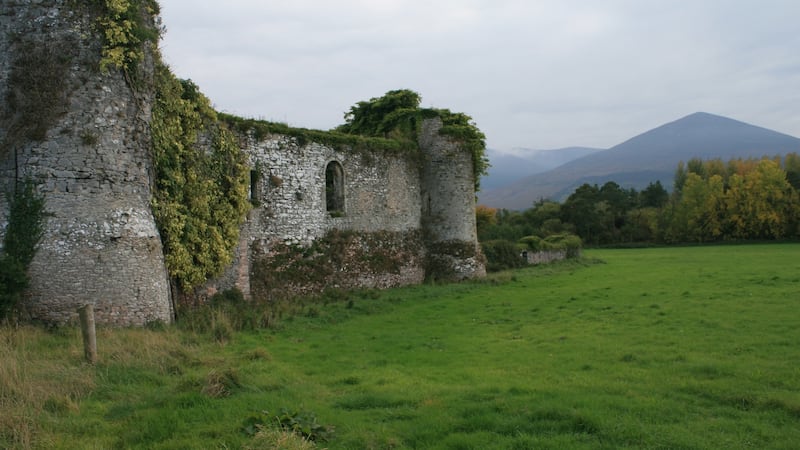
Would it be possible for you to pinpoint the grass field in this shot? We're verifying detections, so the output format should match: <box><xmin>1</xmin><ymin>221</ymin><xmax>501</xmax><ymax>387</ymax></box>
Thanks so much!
<box><xmin>2</xmin><ymin>244</ymin><xmax>799</xmax><ymax>449</ymax></box>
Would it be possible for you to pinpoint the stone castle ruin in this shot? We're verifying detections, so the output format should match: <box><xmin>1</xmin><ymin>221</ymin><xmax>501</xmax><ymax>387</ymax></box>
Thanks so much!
<box><xmin>0</xmin><ymin>1</ymin><xmax>485</xmax><ymax>326</ymax></box>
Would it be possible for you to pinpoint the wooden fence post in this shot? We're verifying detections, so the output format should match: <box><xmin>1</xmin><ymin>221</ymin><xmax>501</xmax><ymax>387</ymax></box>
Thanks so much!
<box><xmin>78</xmin><ymin>304</ymin><xmax>97</xmax><ymax>365</ymax></box>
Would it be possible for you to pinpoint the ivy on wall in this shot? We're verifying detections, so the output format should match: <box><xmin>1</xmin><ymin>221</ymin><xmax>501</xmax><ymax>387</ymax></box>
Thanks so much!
<box><xmin>0</xmin><ymin>180</ymin><xmax>48</xmax><ymax>320</ymax></box>
<box><xmin>336</xmin><ymin>89</ymin><xmax>490</xmax><ymax>191</ymax></box>
<box><xmin>150</xmin><ymin>64</ymin><xmax>250</xmax><ymax>290</ymax></box>
<box><xmin>86</xmin><ymin>0</ymin><xmax>161</xmax><ymax>74</ymax></box>
<box><xmin>83</xmin><ymin>0</ymin><xmax>249</xmax><ymax>291</ymax></box>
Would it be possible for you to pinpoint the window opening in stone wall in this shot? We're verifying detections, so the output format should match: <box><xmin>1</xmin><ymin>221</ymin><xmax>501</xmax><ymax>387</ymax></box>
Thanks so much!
<box><xmin>325</xmin><ymin>161</ymin><xmax>344</xmax><ymax>216</ymax></box>
<box><xmin>249</xmin><ymin>170</ymin><xmax>261</xmax><ymax>205</ymax></box>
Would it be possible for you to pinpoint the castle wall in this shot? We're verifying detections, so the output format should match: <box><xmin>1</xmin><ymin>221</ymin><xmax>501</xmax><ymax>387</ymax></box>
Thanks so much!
<box><xmin>0</xmin><ymin>1</ymin><xmax>172</xmax><ymax>325</ymax></box>
<box><xmin>2</xmin><ymin>2</ymin><xmax>485</xmax><ymax>323</ymax></box>
<box><xmin>210</xmin><ymin>135</ymin><xmax>427</xmax><ymax>300</ymax></box>
<box><xmin>247</xmin><ymin>136</ymin><xmax>422</xmax><ymax>244</ymax></box>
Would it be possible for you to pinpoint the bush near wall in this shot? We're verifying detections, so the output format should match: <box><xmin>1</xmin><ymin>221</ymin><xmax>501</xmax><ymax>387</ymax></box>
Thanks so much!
<box><xmin>482</xmin><ymin>233</ymin><xmax>582</xmax><ymax>273</ymax></box>
<box><xmin>480</xmin><ymin>240</ymin><xmax>527</xmax><ymax>272</ymax></box>
<box><xmin>520</xmin><ymin>234</ymin><xmax>583</xmax><ymax>259</ymax></box>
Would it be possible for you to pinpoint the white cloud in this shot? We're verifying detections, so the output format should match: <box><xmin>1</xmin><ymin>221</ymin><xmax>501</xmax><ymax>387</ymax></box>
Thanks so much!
<box><xmin>158</xmin><ymin>0</ymin><xmax>800</xmax><ymax>150</ymax></box>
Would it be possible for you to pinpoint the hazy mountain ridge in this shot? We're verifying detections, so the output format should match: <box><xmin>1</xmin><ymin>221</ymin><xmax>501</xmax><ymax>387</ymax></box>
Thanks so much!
<box><xmin>481</xmin><ymin>147</ymin><xmax>603</xmax><ymax>190</ymax></box>
<box><xmin>479</xmin><ymin>112</ymin><xmax>800</xmax><ymax>209</ymax></box>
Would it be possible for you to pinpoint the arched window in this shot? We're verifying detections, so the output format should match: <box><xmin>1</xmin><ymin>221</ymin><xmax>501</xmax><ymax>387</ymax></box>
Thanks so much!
<box><xmin>325</xmin><ymin>161</ymin><xmax>344</xmax><ymax>215</ymax></box>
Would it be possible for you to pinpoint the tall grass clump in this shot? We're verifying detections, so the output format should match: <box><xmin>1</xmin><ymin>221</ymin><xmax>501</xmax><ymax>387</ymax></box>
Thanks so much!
<box><xmin>0</xmin><ymin>327</ymin><xmax>94</xmax><ymax>448</ymax></box>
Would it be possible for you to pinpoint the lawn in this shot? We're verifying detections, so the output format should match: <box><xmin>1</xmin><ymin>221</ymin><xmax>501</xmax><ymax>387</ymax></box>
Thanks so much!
<box><xmin>2</xmin><ymin>244</ymin><xmax>799</xmax><ymax>449</ymax></box>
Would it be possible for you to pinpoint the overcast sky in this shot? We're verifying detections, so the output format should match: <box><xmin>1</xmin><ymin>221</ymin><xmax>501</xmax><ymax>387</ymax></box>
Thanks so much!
<box><xmin>158</xmin><ymin>1</ymin><xmax>800</xmax><ymax>153</ymax></box>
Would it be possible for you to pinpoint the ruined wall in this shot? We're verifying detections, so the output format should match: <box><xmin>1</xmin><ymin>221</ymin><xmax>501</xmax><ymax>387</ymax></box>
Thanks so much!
<box><xmin>246</xmin><ymin>136</ymin><xmax>421</xmax><ymax>243</ymax></box>
<box><xmin>523</xmin><ymin>250</ymin><xmax>568</xmax><ymax>265</ymax></box>
<box><xmin>210</xmin><ymin>134</ymin><xmax>427</xmax><ymax>300</ymax></box>
<box><xmin>212</xmin><ymin>123</ymin><xmax>486</xmax><ymax>301</ymax></box>
<box><xmin>0</xmin><ymin>1</ymin><xmax>172</xmax><ymax>325</ymax></box>
<box><xmin>1</xmin><ymin>2</ymin><xmax>484</xmax><ymax>324</ymax></box>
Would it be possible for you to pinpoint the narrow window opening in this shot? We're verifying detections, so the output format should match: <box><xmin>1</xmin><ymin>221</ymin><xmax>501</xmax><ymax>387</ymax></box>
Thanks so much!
<box><xmin>325</xmin><ymin>161</ymin><xmax>344</xmax><ymax>215</ymax></box>
<box><xmin>249</xmin><ymin>169</ymin><xmax>260</xmax><ymax>204</ymax></box>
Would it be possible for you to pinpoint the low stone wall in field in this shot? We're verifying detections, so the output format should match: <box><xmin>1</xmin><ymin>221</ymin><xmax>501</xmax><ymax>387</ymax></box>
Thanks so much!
<box><xmin>522</xmin><ymin>250</ymin><xmax>568</xmax><ymax>265</ymax></box>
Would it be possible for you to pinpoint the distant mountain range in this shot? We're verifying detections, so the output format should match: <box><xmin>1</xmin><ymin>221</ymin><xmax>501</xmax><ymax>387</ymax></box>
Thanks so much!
<box><xmin>478</xmin><ymin>112</ymin><xmax>800</xmax><ymax>209</ymax></box>
<box><xmin>480</xmin><ymin>147</ymin><xmax>603</xmax><ymax>190</ymax></box>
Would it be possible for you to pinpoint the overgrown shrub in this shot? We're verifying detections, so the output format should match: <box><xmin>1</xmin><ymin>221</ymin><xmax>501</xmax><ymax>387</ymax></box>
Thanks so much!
<box><xmin>480</xmin><ymin>240</ymin><xmax>526</xmax><ymax>272</ymax></box>
<box><xmin>336</xmin><ymin>89</ymin><xmax>488</xmax><ymax>190</ymax></box>
<box><xmin>544</xmin><ymin>233</ymin><xmax>583</xmax><ymax>258</ymax></box>
<box><xmin>243</xmin><ymin>409</ymin><xmax>335</xmax><ymax>443</ymax></box>
<box><xmin>87</xmin><ymin>0</ymin><xmax>161</xmax><ymax>74</ymax></box>
<box><xmin>518</xmin><ymin>233</ymin><xmax>582</xmax><ymax>259</ymax></box>
<box><xmin>1</xmin><ymin>180</ymin><xmax>47</xmax><ymax>321</ymax></box>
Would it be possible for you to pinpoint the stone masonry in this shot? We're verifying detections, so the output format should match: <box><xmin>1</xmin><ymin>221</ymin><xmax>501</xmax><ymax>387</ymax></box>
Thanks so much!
<box><xmin>0</xmin><ymin>1</ymin><xmax>485</xmax><ymax>325</ymax></box>
<box><xmin>0</xmin><ymin>0</ymin><xmax>172</xmax><ymax>325</ymax></box>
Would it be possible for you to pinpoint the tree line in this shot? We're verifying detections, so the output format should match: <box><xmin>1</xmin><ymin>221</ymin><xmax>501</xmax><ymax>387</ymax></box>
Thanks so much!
<box><xmin>478</xmin><ymin>153</ymin><xmax>800</xmax><ymax>246</ymax></box>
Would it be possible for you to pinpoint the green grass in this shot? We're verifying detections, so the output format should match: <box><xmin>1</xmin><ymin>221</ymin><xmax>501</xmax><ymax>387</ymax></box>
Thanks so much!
<box><xmin>3</xmin><ymin>244</ymin><xmax>800</xmax><ymax>449</ymax></box>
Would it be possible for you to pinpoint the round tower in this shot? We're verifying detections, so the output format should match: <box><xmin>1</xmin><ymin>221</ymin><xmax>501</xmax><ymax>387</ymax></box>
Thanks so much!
<box><xmin>418</xmin><ymin>118</ymin><xmax>486</xmax><ymax>280</ymax></box>
<box><xmin>0</xmin><ymin>1</ymin><xmax>172</xmax><ymax>325</ymax></box>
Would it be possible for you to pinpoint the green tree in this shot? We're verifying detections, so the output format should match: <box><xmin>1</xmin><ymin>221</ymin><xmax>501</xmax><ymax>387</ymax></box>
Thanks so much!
<box><xmin>666</xmin><ymin>173</ymin><xmax>724</xmax><ymax>242</ymax></box>
<box><xmin>639</xmin><ymin>181</ymin><xmax>669</xmax><ymax>208</ymax></box>
<box><xmin>622</xmin><ymin>207</ymin><xmax>661</xmax><ymax>242</ymax></box>
<box><xmin>784</xmin><ymin>152</ymin><xmax>800</xmax><ymax>191</ymax></box>
<box><xmin>522</xmin><ymin>200</ymin><xmax>562</xmax><ymax>235</ymax></box>
<box><xmin>673</xmin><ymin>161</ymin><xmax>688</xmax><ymax>196</ymax></box>
<box><xmin>561</xmin><ymin>184</ymin><xmax>605</xmax><ymax>244</ymax></box>
<box><xmin>732</xmin><ymin>159</ymin><xmax>794</xmax><ymax>239</ymax></box>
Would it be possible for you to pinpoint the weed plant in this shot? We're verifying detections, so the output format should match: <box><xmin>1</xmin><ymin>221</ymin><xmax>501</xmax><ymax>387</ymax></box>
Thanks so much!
<box><xmin>1</xmin><ymin>244</ymin><xmax>799</xmax><ymax>448</ymax></box>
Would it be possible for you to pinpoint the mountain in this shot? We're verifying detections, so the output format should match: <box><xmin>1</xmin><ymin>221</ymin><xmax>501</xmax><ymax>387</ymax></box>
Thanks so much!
<box><xmin>481</xmin><ymin>147</ymin><xmax>602</xmax><ymax>190</ymax></box>
<box><xmin>479</xmin><ymin>112</ymin><xmax>800</xmax><ymax>209</ymax></box>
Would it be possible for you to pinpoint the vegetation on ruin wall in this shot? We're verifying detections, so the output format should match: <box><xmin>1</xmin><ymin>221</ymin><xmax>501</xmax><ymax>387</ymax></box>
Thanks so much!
<box><xmin>150</xmin><ymin>64</ymin><xmax>250</xmax><ymax>290</ymax></box>
<box><xmin>1</xmin><ymin>0</ymin><xmax>159</xmax><ymax>159</ymax></box>
<box><xmin>336</xmin><ymin>89</ymin><xmax>489</xmax><ymax>191</ymax></box>
<box><xmin>220</xmin><ymin>114</ymin><xmax>417</xmax><ymax>156</ymax></box>
<box><xmin>251</xmin><ymin>230</ymin><xmax>424</xmax><ymax>302</ymax></box>
<box><xmin>1</xmin><ymin>34</ymin><xmax>76</xmax><ymax>160</ymax></box>
<box><xmin>0</xmin><ymin>181</ymin><xmax>47</xmax><ymax>321</ymax></box>
<box><xmin>222</xmin><ymin>89</ymin><xmax>489</xmax><ymax>191</ymax></box>
<box><xmin>424</xmin><ymin>240</ymin><xmax>482</xmax><ymax>281</ymax></box>
<box><xmin>83</xmin><ymin>0</ymin><xmax>251</xmax><ymax>291</ymax></box>
<box><xmin>84</xmin><ymin>0</ymin><xmax>161</xmax><ymax>75</ymax></box>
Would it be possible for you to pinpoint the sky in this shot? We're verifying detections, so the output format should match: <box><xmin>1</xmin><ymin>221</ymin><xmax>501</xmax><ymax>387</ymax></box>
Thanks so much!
<box><xmin>158</xmin><ymin>0</ymin><xmax>800</xmax><ymax>153</ymax></box>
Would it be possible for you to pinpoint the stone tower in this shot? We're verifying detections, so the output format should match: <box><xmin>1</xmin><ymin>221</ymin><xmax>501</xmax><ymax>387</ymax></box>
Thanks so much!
<box><xmin>0</xmin><ymin>1</ymin><xmax>172</xmax><ymax>325</ymax></box>
<box><xmin>419</xmin><ymin>118</ymin><xmax>486</xmax><ymax>280</ymax></box>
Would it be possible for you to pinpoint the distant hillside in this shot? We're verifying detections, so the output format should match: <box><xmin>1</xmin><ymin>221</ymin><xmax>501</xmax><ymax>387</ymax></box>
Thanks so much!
<box><xmin>479</xmin><ymin>112</ymin><xmax>800</xmax><ymax>209</ymax></box>
<box><xmin>481</xmin><ymin>147</ymin><xmax>602</xmax><ymax>190</ymax></box>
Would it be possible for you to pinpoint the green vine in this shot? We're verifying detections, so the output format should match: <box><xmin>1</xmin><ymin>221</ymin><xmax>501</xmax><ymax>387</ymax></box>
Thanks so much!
<box><xmin>1</xmin><ymin>180</ymin><xmax>48</xmax><ymax>320</ymax></box>
<box><xmin>88</xmin><ymin>0</ymin><xmax>161</xmax><ymax>74</ymax></box>
<box><xmin>150</xmin><ymin>64</ymin><xmax>250</xmax><ymax>291</ymax></box>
